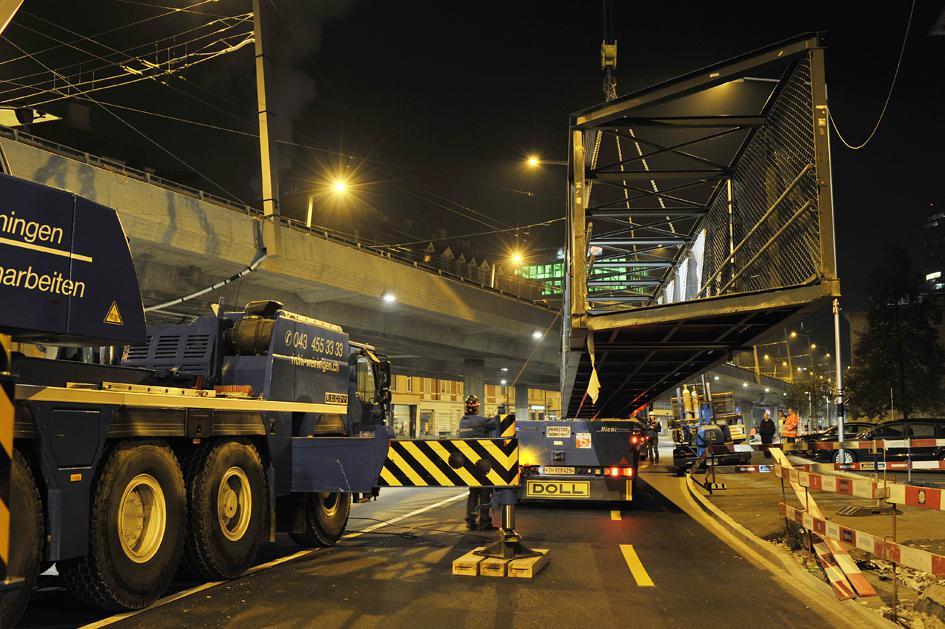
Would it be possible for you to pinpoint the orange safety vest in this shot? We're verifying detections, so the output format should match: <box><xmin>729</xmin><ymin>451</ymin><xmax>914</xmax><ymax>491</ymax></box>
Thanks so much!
<box><xmin>782</xmin><ymin>413</ymin><xmax>799</xmax><ymax>438</ymax></box>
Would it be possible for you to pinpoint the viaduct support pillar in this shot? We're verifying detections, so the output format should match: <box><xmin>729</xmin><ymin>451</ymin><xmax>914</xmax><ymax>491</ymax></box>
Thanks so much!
<box><xmin>463</xmin><ymin>359</ymin><xmax>485</xmax><ymax>408</ymax></box>
<box><xmin>515</xmin><ymin>384</ymin><xmax>529</xmax><ymax>420</ymax></box>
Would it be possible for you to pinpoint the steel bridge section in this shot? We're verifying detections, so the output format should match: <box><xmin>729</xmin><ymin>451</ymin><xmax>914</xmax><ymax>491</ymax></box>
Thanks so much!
<box><xmin>563</xmin><ymin>33</ymin><xmax>840</xmax><ymax>418</ymax></box>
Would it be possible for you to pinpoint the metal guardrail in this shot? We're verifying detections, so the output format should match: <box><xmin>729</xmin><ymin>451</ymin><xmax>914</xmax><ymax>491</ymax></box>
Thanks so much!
<box><xmin>0</xmin><ymin>126</ymin><xmax>553</xmax><ymax>308</ymax></box>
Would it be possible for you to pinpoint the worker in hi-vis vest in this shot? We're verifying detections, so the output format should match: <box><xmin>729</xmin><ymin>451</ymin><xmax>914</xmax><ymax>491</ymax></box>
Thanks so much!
<box><xmin>781</xmin><ymin>407</ymin><xmax>799</xmax><ymax>443</ymax></box>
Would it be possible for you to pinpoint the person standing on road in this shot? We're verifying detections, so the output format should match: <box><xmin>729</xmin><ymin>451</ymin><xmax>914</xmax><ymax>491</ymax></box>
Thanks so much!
<box><xmin>459</xmin><ymin>395</ymin><xmax>497</xmax><ymax>530</ymax></box>
<box><xmin>782</xmin><ymin>407</ymin><xmax>799</xmax><ymax>443</ymax></box>
<box><xmin>759</xmin><ymin>410</ymin><xmax>776</xmax><ymax>458</ymax></box>
<box><xmin>645</xmin><ymin>418</ymin><xmax>661</xmax><ymax>463</ymax></box>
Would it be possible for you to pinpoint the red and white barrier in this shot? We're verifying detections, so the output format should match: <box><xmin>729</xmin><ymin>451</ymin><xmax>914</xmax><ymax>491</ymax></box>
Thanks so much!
<box><xmin>799</xmin><ymin>460</ymin><xmax>945</xmax><ymax>473</ymax></box>
<box><xmin>812</xmin><ymin>543</ymin><xmax>855</xmax><ymax>600</ymax></box>
<box><xmin>781</xmin><ymin>502</ymin><xmax>945</xmax><ymax>576</ymax></box>
<box><xmin>787</xmin><ymin>438</ymin><xmax>945</xmax><ymax>452</ymax></box>
<box><xmin>774</xmin><ymin>465</ymin><xmax>881</xmax><ymax>500</ymax></box>
<box><xmin>776</xmin><ymin>464</ymin><xmax>945</xmax><ymax>512</ymax></box>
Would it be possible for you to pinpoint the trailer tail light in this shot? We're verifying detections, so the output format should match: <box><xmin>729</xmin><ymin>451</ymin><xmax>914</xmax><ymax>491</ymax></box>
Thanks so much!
<box><xmin>606</xmin><ymin>467</ymin><xmax>634</xmax><ymax>478</ymax></box>
<box><xmin>630</xmin><ymin>435</ymin><xmax>640</xmax><ymax>445</ymax></box>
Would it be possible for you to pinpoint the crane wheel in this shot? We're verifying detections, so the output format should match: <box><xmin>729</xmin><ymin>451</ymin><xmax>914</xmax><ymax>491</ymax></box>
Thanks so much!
<box><xmin>289</xmin><ymin>492</ymin><xmax>351</xmax><ymax>547</ymax></box>
<box><xmin>60</xmin><ymin>441</ymin><xmax>185</xmax><ymax>611</ymax></box>
<box><xmin>182</xmin><ymin>440</ymin><xmax>266</xmax><ymax>579</ymax></box>
<box><xmin>0</xmin><ymin>449</ymin><xmax>44</xmax><ymax>628</ymax></box>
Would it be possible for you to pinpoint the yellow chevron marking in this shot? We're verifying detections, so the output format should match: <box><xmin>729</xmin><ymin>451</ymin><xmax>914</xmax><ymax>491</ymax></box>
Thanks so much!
<box><xmin>427</xmin><ymin>441</ymin><xmax>482</xmax><ymax>486</ymax></box>
<box><xmin>379</xmin><ymin>465</ymin><xmax>401</xmax><ymax>486</ymax></box>
<box><xmin>454</xmin><ymin>440</ymin><xmax>506</xmax><ymax>486</ymax></box>
<box><xmin>401</xmin><ymin>441</ymin><xmax>453</xmax><ymax>486</ymax></box>
<box><xmin>0</xmin><ymin>499</ymin><xmax>8</xmax><ymax>566</ymax></box>
<box><xmin>0</xmin><ymin>390</ymin><xmax>12</xmax><ymax>460</ymax></box>
<box><xmin>478</xmin><ymin>439</ymin><xmax>518</xmax><ymax>471</ymax></box>
<box><xmin>387</xmin><ymin>448</ymin><xmax>427</xmax><ymax>486</ymax></box>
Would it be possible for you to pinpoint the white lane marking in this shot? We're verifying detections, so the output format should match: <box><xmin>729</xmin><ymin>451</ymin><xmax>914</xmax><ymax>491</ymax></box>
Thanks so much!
<box><xmin>79</xmin><ymin>491</ymin><xmax>467</xmax><ymax>629</ymax></box>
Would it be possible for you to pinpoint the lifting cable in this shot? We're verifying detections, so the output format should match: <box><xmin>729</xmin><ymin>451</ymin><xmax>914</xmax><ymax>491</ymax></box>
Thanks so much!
<box><xmin>145</xmin><ymin>248</ymin><xmax>267</xmax><ymax>312</ymax></box>
<box><xmin>828</xmin><ymin>0</ymin><xmax>915</xmax><ymax>151</ymax></box>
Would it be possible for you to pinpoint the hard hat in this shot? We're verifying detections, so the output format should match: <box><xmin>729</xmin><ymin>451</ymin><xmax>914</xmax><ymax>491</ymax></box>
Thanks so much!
<box><xmin>465</xmin><ymin>395</ymin><xmax>480</xmax><ymax>413</ymax></box>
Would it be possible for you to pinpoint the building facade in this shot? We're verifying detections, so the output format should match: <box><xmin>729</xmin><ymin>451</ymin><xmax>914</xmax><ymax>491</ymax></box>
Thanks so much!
<box><xmin>389</xmin><ymin>374</ymin><xmax>561</xmax><ymax>438</ymax></box>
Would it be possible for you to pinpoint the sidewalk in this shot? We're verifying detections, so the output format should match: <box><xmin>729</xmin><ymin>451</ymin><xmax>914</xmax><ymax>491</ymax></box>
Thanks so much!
<box><xmin>686</xmin><ymin>451</ymin><xmax>945</xmax><ymax>625</ymax></box>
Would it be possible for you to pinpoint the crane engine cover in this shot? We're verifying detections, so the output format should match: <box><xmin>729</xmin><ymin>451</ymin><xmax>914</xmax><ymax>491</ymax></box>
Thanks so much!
<box><xmin>0</xmin><ymin>173</ymin><xmax>144</xmax><ymax>345</ymax></box>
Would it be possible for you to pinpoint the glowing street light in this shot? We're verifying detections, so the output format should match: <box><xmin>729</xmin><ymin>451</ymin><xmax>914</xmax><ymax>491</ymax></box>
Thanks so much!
<box><xmin>790</xmin><ymin>331</ymin><xmax>798</xmax><ymax>339</ymax></box>
<box><xmin>526</xmin><ymin>155</ymin><xmax>540</xmax><ymax>168</ymax></box>
<box><xmin>531</xmin><ymin>330</ymin><xmax>543</xmax><ymax>341</ymax></box>
<box><xmin>332</xmin><ymin>179</ymin><xmax>347</xmax><ymax>194</ymax></box>
<box><xmin>510</xmin><ymin>251</ymin><xmax>525</xmax><ymax>266</ymax></box>
<box><xmin>381</xmin><ymin>292</ymin><xmax>396</xmax><ymax>304</ymax></box>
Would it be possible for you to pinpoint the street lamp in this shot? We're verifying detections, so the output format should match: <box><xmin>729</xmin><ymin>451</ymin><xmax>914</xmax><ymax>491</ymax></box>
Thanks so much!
<box><xmin>524</xmin><ymin>155</ymin><xmax>568</xmax><ymax>168</ymax></box>
<box><xmin>333</xmin><ymin>179</ymin><xmax>347</xmax><ymax>193</ymax></box>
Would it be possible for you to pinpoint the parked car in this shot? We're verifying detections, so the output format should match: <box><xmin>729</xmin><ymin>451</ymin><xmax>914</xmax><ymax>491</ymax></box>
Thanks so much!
<box><xmin>795</xmin><ymin>422</ymin><xmax>875</xmax><ymax>461</ymax></box>
<box><xmin>829</xmin><ymin>420</ymin><xmax>945</xmax><ymax>464</ymax></box>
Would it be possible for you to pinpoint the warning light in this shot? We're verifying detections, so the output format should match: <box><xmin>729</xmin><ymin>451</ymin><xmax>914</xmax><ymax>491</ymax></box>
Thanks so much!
<box><xmin>630</xmin><ymin>435</ymin><xmax>640</xmax><ymax>445</ymax></box>
<box><xmin>606</xmin><ymin>467</ymin><xmax>634</xmax><ymax>478</ymax></box>
<box><xmin>606</xmin><ymin>467</ymin><xmax>620</xmax><ymax>477</ymax></box>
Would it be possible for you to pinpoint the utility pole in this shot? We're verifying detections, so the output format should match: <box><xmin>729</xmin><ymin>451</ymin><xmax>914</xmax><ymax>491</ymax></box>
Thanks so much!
<box><xmin>253</xmin><ymin>0</ymin><xmax>281</xmax><ymax>256</ymax></box>
<box><xmin>784</xmin><ymin>329</ymin><xmax>794</xmax><ymax>384</ymax></box>
<box><xmin>833</xmin><ymin>299</ymin><xmax>845</xmax><ymax>460</ymax></box>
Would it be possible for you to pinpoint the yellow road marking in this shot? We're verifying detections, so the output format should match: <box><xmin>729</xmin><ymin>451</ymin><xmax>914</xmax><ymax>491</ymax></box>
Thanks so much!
<box><xmin>620</xmin><ymin>544</ymin><xmax>654</xmax><ymax>587</ymax></box>
<box><xmin>0</xmin><ymin>235</ymin><xmax>93</xmax><ymax>262</ymax></box>
<box><xmin>80</xmin><ymin>491</ymin><xmax>467</xmax><ymax>628</ymax></box>
<box><xmin>610</xmin><ymin>510</ymin><xmax>621</xmax><ymax>520</ymax></box>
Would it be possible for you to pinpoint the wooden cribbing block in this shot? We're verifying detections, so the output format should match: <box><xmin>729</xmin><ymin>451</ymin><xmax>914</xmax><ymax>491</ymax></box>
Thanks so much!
<box><xmin>508</xmin><ymin>549</ymin><xmax>550</xmax><ymax>578</ymax></box>
<box><xmin>452</xmin><ymin>547</ymin><xmax>487</xmax><ymax>576</ymax></box>
<box><xmin>480</xmin><ymin>556</ymin><xmax>511</xmax><ymax>577</ymax></box>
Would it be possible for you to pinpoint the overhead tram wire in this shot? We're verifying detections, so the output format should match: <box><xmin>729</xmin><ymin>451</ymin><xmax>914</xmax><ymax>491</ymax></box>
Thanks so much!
<box><xmin>0</xmin><ymin>12</ymin><xmax>252</xmax><ymax>99</ymax></box>
<box><xmin>1</xmin><ymin>36</ymin><xmax>247</xmax><ymax>207</ymax></box>
<box><xmin>3</xmin><ymin>12</ymin><xmax>258</xmax><ymax>122</ymax></box>
<box><xmin>828</xmin><ymin>0</ymin><xmax>916</xmax><ymax>151</ymax></box>
<box><xmin>0</xmin><ymin>0</ymin><xmax>222</xmax><ymax>68</ymax></box>
<box><xmin>7</xmin><ymin>30</ymin><xmax>255</xmax><ymax>108</ymax></box>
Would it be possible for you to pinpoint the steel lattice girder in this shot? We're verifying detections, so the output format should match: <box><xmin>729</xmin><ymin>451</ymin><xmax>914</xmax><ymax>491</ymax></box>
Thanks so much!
<box><xmin>563</xmin><ymin>32</ymin><xmax>840</xmax><ymax>418</ymax></box>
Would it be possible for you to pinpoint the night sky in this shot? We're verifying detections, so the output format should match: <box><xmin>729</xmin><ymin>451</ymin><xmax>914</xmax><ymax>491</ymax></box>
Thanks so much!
<box><xmin>1</xmin><ymin>0</ymin><xmax>942</xmax><ymax>318</ymax></box>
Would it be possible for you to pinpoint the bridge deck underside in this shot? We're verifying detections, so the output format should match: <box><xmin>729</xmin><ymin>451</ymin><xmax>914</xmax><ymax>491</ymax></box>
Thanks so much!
<box><xmin>566</xmin><ymin>285</ymin><xmax>833</xmax><ymax>418</ymax></box>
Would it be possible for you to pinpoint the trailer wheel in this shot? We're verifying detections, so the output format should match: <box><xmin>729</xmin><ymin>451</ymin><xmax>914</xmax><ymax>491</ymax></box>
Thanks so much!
<box><xmin>289</xmin><ymin>492</ymin><xmax>351</xmax><ymax>547</ymax></box>
<box><xmin>60</xmin><ymin>441</ymin><xmax>185</xmax><ymax>611</ymax></box>
<box><xmin>0</xmin><ymin>449</ymin><xmax>44</xmax><ymax>628</ymax></box>
<box><xmin>183</xmin><ymin>440</ymin><xmax>266</xmax><ymax>579</ymax></box>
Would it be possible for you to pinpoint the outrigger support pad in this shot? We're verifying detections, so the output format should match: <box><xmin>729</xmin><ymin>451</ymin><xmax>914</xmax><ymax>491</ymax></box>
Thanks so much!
<box><xmin>475</xmin><ymin>490</ymin><xmax>540</xmax><ymax>560</ymax></box>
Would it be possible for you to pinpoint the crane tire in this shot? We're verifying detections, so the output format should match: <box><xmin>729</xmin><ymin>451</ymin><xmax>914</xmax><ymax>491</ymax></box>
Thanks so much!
<box><xmin>182</xmin><ymin>439</ymin><xmax>266</xmax><ymax>579</ymax></box>
<box><xmin>60</xmin><ymin>441</ymin><xmax>185</xmax><ymax>611</ymax></box>
<box><xmin>289</xmin><ymin>492</ymin><xmax>351</xmax><ymax>547</ymax></box>
<box><xmin>0</xmin><ymin>449</ymin><xmax>44</xmax><ymax>628</ymax></box>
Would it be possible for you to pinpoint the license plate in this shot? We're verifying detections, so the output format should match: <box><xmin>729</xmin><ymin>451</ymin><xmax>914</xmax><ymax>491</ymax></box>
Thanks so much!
<box><xmin>541</xmin><ymin>466</ymin><xmax>575</xmax><ymax>475</ymax></box>
<box><xmin>525</xmin><ymin>480</ymin><xmax>590</xmax><ymax>498</ymax></box>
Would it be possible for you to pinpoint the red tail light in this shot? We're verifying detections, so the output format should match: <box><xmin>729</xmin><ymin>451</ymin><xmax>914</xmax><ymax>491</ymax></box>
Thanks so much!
<box><xmin>630</xmin><ymin>435</ymin><xmax>640</xmax><ymax>445</ymax></box>
<box><xmin>606</xmin><ymin>467</ymin><xmax>635</xmax><ymax>478</ymax></box>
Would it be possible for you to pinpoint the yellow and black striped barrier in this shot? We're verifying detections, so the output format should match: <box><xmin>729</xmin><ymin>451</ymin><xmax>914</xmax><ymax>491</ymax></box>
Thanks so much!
<box><xmin>0</xmin><ymin>334</ymin><xmax>13</xmax><ymax>583</ymax></box>
<box><xmin>498</xmin><ymin>413</ymin><xmax>516</xmax><ymax>439</ymax></box>
<box><xmin>379</xmin><ymin>438</ymin><xmax>519</xmax><ymax>488</ymax></box>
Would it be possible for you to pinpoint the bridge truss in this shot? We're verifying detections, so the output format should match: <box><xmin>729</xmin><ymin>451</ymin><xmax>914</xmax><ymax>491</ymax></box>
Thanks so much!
<box><xmin>563</xmin><ymin>33</ymin><xmax>840</xmax><ymax>418</ymax></box>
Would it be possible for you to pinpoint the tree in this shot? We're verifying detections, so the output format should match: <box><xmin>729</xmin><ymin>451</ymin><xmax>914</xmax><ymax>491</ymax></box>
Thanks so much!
<box><xmin>846</xmin><ymin>245</ymin><xmax>945</xmax><ymax>419</ymax></box>
<box><xmin>785</xmin><ymin>370</ymin><xmax>832</xmax><ymax>426</ymax></box>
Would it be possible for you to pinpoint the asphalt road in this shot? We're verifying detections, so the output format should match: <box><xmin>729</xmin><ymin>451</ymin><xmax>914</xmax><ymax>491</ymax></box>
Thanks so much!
<box><xmin>17</xmin><ymin>467</ymin><xmax>837</xmax><ymax>629</ymax></box>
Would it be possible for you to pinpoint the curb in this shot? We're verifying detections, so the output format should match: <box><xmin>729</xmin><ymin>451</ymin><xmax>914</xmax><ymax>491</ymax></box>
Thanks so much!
<box><xmin>683</xmin><ymin>475</ymin><xmax>892</xmax><ymax>628</ymax></box>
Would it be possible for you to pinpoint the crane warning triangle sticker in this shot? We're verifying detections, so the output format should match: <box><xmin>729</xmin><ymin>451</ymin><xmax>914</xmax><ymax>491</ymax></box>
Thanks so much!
<box><xmin>104</xmin><ymin>301</ymin><xmax>124</xmax><ymax>325</ymax></box>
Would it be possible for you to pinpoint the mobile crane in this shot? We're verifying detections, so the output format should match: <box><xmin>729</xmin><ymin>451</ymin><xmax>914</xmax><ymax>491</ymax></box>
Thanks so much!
<box><xmin>0</xmin><ymin>172</ymin><xmax>397</xmax><ymax>623</ymax></box>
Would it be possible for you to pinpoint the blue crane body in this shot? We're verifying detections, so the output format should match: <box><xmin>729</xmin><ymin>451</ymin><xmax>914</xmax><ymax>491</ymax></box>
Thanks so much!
<box><xmin>0</xmin><ymin>173</ymin><xmax>404</xmax><ymax>620</ymax></box>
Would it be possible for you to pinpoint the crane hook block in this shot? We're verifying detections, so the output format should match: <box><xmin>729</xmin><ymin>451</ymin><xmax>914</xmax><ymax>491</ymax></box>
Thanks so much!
<box><xmin>601</xmin><ymin>42</ymin><xmax>618</xmax><ymax>70</ymax></box>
